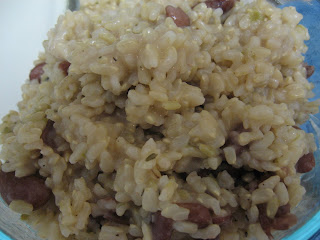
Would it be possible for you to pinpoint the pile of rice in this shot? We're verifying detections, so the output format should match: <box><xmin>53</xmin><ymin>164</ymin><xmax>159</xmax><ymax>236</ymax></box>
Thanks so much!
<box><xmin>0</xmin><ymin>0</ymin><xmax>319</xmax><ymax>239</ymax></box>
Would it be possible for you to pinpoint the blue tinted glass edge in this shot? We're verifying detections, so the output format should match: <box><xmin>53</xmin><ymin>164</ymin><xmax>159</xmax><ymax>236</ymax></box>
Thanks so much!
<box><xmin>283</xmin><ymin>211</ymin><xmax>320</xmax><ymax>240</ymax></box>
<box><xmin>0</xmin><ymin>230</ymin><xmax>12</xmax><ymax>240</ymax></box>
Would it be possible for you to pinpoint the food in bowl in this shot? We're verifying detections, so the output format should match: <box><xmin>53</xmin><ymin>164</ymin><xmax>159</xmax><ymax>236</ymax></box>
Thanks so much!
<box><xmin>0</xmin><ymin>0</ymin><xmax>319</xmax><ymax>239</ymax></box>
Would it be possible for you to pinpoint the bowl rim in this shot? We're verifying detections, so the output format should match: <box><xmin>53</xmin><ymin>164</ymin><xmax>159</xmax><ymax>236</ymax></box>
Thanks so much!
<box><xmin>283</xmin><ymin>201</ymin><xmax>320</xmax><ymax>239</ymax></box>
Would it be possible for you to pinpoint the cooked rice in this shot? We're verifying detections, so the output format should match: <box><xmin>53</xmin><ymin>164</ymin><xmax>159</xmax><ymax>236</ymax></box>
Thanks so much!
<box><xmin>0</xmin><ymin>0</ymin><xmax>319</xmax><ymax>239</ymax></box>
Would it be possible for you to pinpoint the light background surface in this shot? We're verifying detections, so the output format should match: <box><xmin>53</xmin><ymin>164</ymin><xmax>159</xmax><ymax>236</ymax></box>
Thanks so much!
<box><xmin>0</xmin><ymin>2</ymin><xmax>66</xmax><ymax>239</ymax></box>
<box><xmin>0</xmin><ymin>0</ymin><xmax>67</xmax><ymax>119</ymax></box>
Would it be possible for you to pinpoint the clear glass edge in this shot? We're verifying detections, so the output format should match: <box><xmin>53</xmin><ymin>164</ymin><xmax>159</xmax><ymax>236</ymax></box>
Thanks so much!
<box><xmin>0</xmin><ymin>230</ymin><xmax>12</xmax><ymax>240</ymax></box>
<box><xmin>283</xmin><ymin>211</ymin><xmax>320</xmax><ymax>240</ymax></box>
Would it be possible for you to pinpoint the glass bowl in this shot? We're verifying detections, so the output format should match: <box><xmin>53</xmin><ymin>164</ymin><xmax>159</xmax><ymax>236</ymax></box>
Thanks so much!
<box><xmin>274</xmin><ymin>1</ymin><xmax>320</xmax><ymax>239</ymax></box>
<box><xmin>0</xmin><ymin>0</ymin><xmax>320</xmax><ymax>239</ymax></box>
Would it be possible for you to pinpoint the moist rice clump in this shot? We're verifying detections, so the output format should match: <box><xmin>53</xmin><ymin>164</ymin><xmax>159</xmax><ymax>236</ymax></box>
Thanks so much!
<box><xmin>0</xmin><ymin>0</ymin><xmax>319</xmax><ymax>239</ymax></box>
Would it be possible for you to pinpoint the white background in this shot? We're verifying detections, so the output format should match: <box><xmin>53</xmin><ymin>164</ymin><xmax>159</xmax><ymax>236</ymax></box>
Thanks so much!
<box><xmin>0</xmin><ymin>1</ymin><xmax>67</xmax><ymax>119</ymax></box>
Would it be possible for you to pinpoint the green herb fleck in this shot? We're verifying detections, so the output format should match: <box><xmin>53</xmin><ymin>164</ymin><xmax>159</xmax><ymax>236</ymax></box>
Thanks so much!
<box><xmin>296</xmin><ymin>24</ymin><xmax>306</xmax><ymax>33</ymax></box>
<box><xmin>20</xmin><ymin>214</ymin><xmax>29</xmax><ymax>221</ymax></box>
<box><xmin>199</xmin><ymin>144</ymin><xmax>217</xmax><ymax>157</ymax></box>
<box><xmin>2</xmin><ymin>127</ymin><xmax>11</xmax><ymax>134</ymax></box>
<box><xmin>249</xmin><ymin>10</ymin><xmax>263</xmax><ymax>22</ymax></box>
<box><xmin>146</xmin><ymin>153</ymin><xmax>157</xmax><ymax>161</ymax></box>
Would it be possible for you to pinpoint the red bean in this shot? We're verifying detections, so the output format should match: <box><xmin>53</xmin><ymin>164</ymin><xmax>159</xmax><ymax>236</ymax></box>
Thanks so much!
<box><xmin>257</xmin><ymin>202</ymin><xmax>298</xmax><ymax>239</ymax></box>
<box><xmin>296</xmin><ymin>153</ymin><xmax>315</xmax><ymax>173</ymax></box>
<box><xmin>58</xmin><ymin>61</ymin><xmax>71</xmax><ymax>76</ymax></box>
<box><xmin>152</xmin><ymin>211</ymin><xmax>173</xmax><ymax>240</ymax></box>
<box><xmin>41</xmin><ymin>120</ymin><xmax>57</xmax><ymax>150</ymax></box>
<box><xmin>258</xmin><ymin>204</ymin><xmax>273</xmax><ymax>239</ymax></box>
<box><xmin>275</xmin><ymin>204</ymin><xmax>290</xmax><ymax>218</ymax></box>
<box><xmin>29</xmin><ymin>63</ymin><xmax>46</xmax><ymax>83</ymax></box>
<box><xmin>306</xmin><ymin>65</ymin><xmax>315</xmax><ymax>78</ymax></box>
<box><xmin>272</xmin><ymin>214</ymin><xmax>297</xmax><ymax>230</ymax></box>
<box><xmin>165</xmin><ymin>5</ymin><xmax>190</xmax><ymax>27</ymax></box>
<box><xmin>177</xmin><ymin>203</ymin><xmax>212</xmax><ymax>228</ymax></box>
<box><xmin>0</xmin><ymin>171</ymin><xmax>51</xmax><ymax>209</ymax></box>
<box><xmin>302</xmin><ymin>63</ymin><xmax>315</xmax><ymax>78</ymax></box>
<box><xmin>205</xmin><ymin>0</ymin><xmax>236</xmax><ymax>13</ymax></box>
<box><xmin>212</xmin><ymin>215</ymin><xmax>231</xmax><ymax>225</ymax></box>
<box><xmin>258</xmin><ymin>203</ymin><xmax>297</xmax><ymax>238</ymax></box>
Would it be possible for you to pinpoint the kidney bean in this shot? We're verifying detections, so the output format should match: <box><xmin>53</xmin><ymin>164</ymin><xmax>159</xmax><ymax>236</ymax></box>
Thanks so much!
<box><xmin>296</xmin><ymin>153</ymin><xmax>315</xmax><ymax>173</ymax></box>
<box><xmin>165</xmin><ymin>5</ymin><xmax>190</xmax><ymax>27</ymax></box>
<box><xmin>29</xmin><ymin>62</ymin><xmax>46</xmax><ymax>83</ymax></box>
<box><xmin>212</xmin><ymin>215</ymin><xmax>231</xmax><ymax>225</ymax></box>
<box><xmin>258</xmin><ymin>203</ymin><xmax>297</xmax><ymax>239</ymax></box>
<box><xmin>275</xmin><ymin>204</ymin><xmax>290</xmax><ymax>218</ymax></box>
<box><xmin>178</xmin><ymin>203</ymin><xmax>212</xmax><ymax>228</ymax></box>
<box><xmin>58</xmin><ymin>61</ymin><xmax>71</xmax><ymax>76</ymax></box>
<box><xmin>303</xmin><ymin>63</ymin><xmax>315</xmax><ymax>78</ymax></box>
<box><xmin>258</xmin><ymin>204</ymin><xmax>273</xmax><ymax>239</ymax></box>
<box><xmin>205</xmin><ymin>0</ymin><xmax>236</xmax><ymax>13</ymax></box>
<box><xmin>152</xmin><ymin>211</ymin><xmax>173</xmax><ymax>240</ymax></box>
<box><xmin>272</xmin><ymin>214</ymin><xmax>297</xmax><ymax>230</ymax></box>
<box><xmin>41</xmin><ymin>120</ymin><xmax>57</xmax><ymax>150</ymax></box>
<box><xmin>0</xmin><ymin>171</ymin><xmax>51</xmax><ymax>209</ymax></box>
